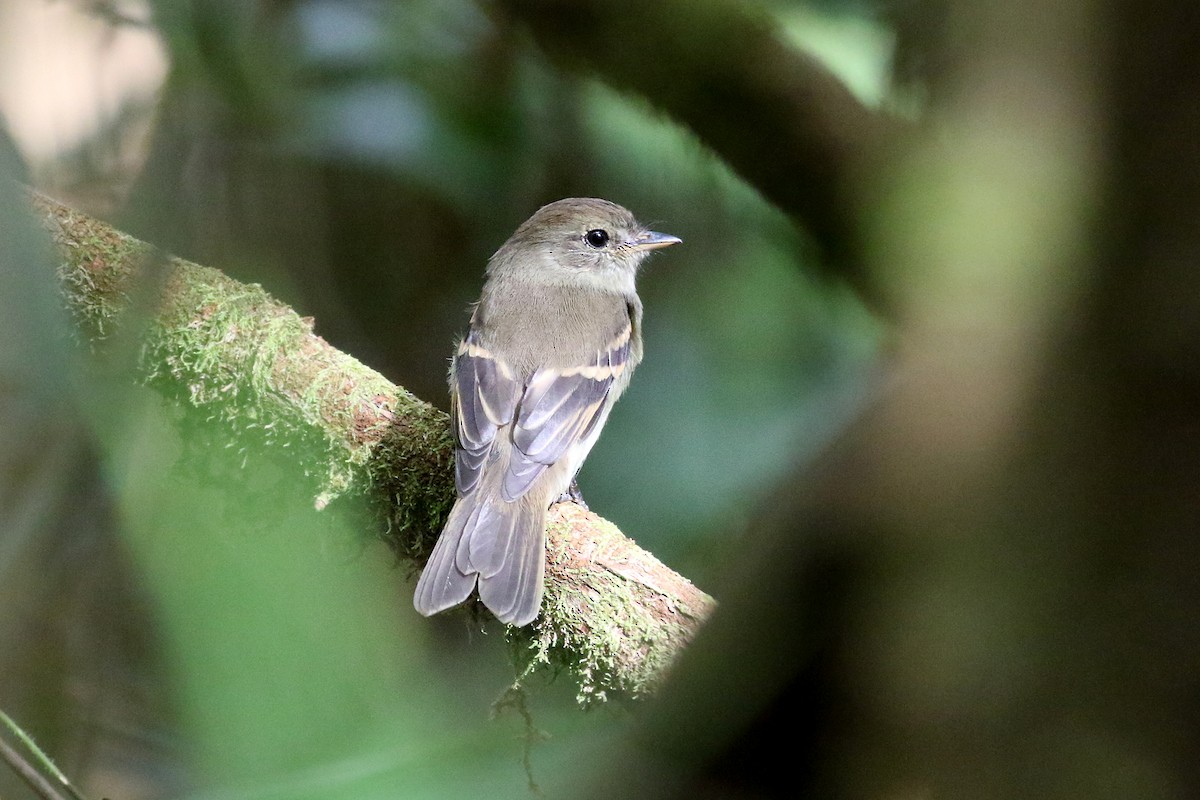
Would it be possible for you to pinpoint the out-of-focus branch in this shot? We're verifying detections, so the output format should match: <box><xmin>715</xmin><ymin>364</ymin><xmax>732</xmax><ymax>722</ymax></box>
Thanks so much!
<box><xmin>573</xmin><ymin>0</ymin><xmax>1200</xmax><ymax>794</ymax></box>
<box><xmin>35</xmin><ymin>190</ymin><xmax>714</xmax><ymax>701</ymax></box>
<box><xmin>495</xmin><ymin>0</ymin><xmax>907</xmax><ymax>305</ymax></box>
<box><xmin>0</xmin><ymin>709</ymin><xmax>83</xmax><ymax>800</ymax></box>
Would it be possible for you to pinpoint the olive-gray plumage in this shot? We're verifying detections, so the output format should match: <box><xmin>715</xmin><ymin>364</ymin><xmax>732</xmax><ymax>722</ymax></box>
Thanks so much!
<box><xmin>413</xmin><ymin>198</ymin><xmax>680</xmax><ymax>626</ymax></box>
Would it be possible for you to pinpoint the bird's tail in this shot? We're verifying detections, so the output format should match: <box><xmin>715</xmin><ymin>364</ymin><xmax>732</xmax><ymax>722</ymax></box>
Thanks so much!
<box><xmin>413</xmin><ymin>489</ymin><xmax>547</xmax><ymax>626</ymax></box>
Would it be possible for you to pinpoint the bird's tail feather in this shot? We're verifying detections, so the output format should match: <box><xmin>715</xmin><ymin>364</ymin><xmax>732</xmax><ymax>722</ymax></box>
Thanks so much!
<box><xmin>413</xmin><ymin>498</ymin><xmax>476</xmax><ymax>616</ymax></box>
<box><xmin>479</xmin><ymin>498</ymin><xmax>545</xmax><ymax>626</ymax></box>
<box><xmin>413</xmin><ymin>490</ymin><xmax>547</xmax><ymax>626</ymax></box>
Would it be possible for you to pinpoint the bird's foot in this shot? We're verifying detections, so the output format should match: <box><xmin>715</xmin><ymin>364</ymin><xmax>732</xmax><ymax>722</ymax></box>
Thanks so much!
<box><xmin>555</xmin><ymin>479</ymin><xmax>588</xmax><ymax>510</ymax></box>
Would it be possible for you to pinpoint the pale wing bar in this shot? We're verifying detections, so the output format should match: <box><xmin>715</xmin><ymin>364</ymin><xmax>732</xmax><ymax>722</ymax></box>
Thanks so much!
<box><xmin>502</xmin><ymin>327</ymin><xmax>632</xmax><ymax>501</ymax></box>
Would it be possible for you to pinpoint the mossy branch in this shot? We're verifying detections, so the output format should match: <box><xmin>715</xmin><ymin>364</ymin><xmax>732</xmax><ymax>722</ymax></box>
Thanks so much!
<box><xmin>35</xmin><ymin>190</ymin><xmax>714</xmax><ymax>701</ymax></box>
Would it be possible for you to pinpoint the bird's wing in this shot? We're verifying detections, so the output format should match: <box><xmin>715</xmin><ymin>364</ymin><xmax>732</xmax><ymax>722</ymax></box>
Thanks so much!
<box><xmin>451</xmin><ymin>332</ymin><xmax>521</xmax><ymax>496</ymax></box>
<box><xmin>501</xmin><ymin>324</ymin><xmax>633</xmax><ymax>501</ymax></box>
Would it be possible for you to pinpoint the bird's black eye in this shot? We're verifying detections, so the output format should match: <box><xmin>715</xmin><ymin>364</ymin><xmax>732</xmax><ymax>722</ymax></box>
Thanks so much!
<box><xmin>584</xmin><ymin>229</ymin><xmax>610</xmax><ymax>248</ymax></box>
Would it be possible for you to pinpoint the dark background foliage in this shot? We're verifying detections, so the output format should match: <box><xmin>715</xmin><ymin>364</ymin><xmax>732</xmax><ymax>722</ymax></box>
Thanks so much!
<box><xmin>2</xmin><ymin>0</ymin><xmax>1199</xmax><ymax>798</ymax></box>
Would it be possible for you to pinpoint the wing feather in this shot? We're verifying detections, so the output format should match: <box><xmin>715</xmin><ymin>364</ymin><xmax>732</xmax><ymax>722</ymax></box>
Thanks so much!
<box><xmin>501</xmin><ymin>326</ymin><xmax>632</xmax><ymax>501</ymax></box>
<box><xmin>422</xmin><ymin>304</ymin><xmax>638</xmax><ymax>625</ymax></box>
<box><xmin>451</xmin><ymin>333</ymin><xmax>520</xmax><ymax>496</ymax></box>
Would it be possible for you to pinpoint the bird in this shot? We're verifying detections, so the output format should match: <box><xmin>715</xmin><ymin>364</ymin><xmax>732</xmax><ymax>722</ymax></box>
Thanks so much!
<box><xmin>413</xmin><ymin>198</ymin><xmax>681</xmax><ymax>626</ymax></box>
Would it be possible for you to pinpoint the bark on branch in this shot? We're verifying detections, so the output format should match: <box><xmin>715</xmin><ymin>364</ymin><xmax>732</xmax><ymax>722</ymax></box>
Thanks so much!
<box><xmin>35</xmin><ymin>190</ymin><xmax>714</xmax><ymax>702</ymax></box>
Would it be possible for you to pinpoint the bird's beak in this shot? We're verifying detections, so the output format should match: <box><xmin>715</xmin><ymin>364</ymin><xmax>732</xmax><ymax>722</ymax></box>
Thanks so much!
<box><xmin>630</xmin><ymin>230</ymin><xmax>682</xmax><ymax>251</ymax></box>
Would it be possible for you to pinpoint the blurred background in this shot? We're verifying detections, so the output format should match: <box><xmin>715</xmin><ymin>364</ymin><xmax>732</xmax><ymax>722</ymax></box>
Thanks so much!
<box><xmin>0</xmin><ymin>1</ymin><xmax>880</xmax><ymax>797</ymax></box>
<box><xmin>4</xmin><ymin>0</ymin><xmax>1200</xmax><ymax>798</ymax></box>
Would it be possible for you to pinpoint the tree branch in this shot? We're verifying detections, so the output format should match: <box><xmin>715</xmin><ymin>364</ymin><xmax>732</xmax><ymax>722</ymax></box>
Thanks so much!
<box><xmin>494</xmin><ymin>0</ymin><xmax>907</xmax><ymax>305</ymax></box>
<box><xmin>35</xmin><ymin>190</ymin><xmax>714</xmax><ymax>702</ymax></box>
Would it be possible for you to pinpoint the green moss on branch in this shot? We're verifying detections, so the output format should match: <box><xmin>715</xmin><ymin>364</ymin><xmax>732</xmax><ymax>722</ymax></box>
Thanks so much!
<box><xmin>35</xmin><ymin>190</ymin><xmax>714</xmax><ymax>701</ymax></box>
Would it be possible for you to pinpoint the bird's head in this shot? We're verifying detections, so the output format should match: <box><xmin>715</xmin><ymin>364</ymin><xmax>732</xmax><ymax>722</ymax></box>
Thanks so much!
<box><xmin>489</xmin><ymin>197</ymin><xmax>680</xmax><ymax>294</ymax></box>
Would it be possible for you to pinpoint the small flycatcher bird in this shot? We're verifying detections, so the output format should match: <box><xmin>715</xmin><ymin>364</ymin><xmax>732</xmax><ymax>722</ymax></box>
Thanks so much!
<box><xmin>413</xmin><ymin>198</ymin><xmax>680</xmax><ymax>626</ymax></box>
